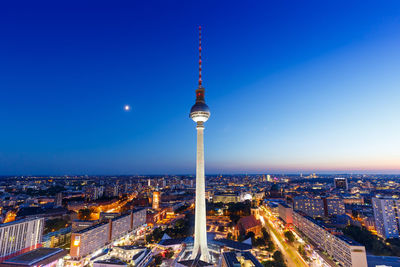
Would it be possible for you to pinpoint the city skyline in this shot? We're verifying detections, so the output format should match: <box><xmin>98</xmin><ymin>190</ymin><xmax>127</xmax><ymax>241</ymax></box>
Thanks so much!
<box><xmin>1</xmin><ymin>1</ymin><xmax>400</xmax><ymax>175</ymax></box>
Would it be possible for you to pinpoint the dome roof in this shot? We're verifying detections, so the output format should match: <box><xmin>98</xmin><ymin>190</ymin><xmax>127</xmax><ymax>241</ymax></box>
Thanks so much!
<box><xmin>190</xmin><ymin>102</ymin><xmax>210</xmax><ymax>114</ymax></box>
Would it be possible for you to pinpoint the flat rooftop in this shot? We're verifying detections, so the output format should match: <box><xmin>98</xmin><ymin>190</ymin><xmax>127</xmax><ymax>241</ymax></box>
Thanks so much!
<box><xmin>0</xmin><ymin>217</ymin><xmax>41</xmax><ymax>228</ymax></box>
<box><xmin>222</xmin><ymin>252</ymin><xmax>263</xmax><ymax>267</ymax></box>
<box><xmin>2</xmin><ymin>248</ymin><xmax>66</xmax><ymax>266</ymax></box>
<box><xmin>94</xmin><ymin>259</ymin><xmax>126</xmax><ymax>265</ymax></box>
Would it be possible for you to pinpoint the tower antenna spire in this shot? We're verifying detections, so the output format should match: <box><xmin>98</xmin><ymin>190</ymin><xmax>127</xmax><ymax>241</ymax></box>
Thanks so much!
<box><xmin>198</xmin><ymin>26</ymin><xmax>202</xmax><ymax>87</ymax></box>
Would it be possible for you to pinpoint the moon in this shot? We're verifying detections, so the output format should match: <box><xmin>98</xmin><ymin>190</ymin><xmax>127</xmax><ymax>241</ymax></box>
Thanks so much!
<box><xmin>124</xmin><ymin>105</ymin><xmax>131</xmax><ymax>111</ymax></box>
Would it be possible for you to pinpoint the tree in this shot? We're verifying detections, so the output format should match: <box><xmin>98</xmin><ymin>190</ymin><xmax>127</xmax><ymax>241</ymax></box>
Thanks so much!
<box><xmin>343</xmin><ymin>225</ymin><xmax>400</xmax><ymax>257</ymax></box>
<box><xmin>152</xmin><ymin>227</ymin><xmax>164</xmax><ymax>242</ymax></box>
<box><xmin>154</xmin><ymin>255</ymin><xmax>162</xmax><ymax>266</ymax></box>
<box><xmin>272</xmin><ymin>251</ymin><xmax>286</xmax><ymax>267</ymax></box>
<box><xmin>261</xmin><ymin>261</ymin><xmax>274</xmax><ymax>267</ymax></box>
<box><xmin>298</xmin><ymin>245</ymin><xmax>306</xmax><ymax>256</ymax></box>
<box><xmin>262</xmin><ymin>227</ymin><xmax>270</xmax><ymax>241</ymax></box>
<box><xmin>298</xmin><ymin>245</ymin><xmax>309</xmax><ymax>261</ymax></box>
<box><xmin>145</xmin><ymin>234</ymin><xmax>152</xmax><ymax>244</ymax></box>
<box><xmin>254</xmin><ymin>237</ymin><xmax>266</xmax><ymax>247</ymax></box>
<box><xmin>44</xmin><ymin>218</ymin><xmax>68</xmax><ymax>234</ymax></box>
<box><xmin>227</xmin><ymin>233</ymin><xmax>233</xmax><ymax>240</ymax></box>
<box><xmin>78</xmin><ymin>208</ymin><xmax>91</xmax><ymax>220</ymax></box>
<box><xmin>284</xmin><ymin>231</ymin><xmax>295</xmax><ymax>243</ymax></box>
<box><xmin>266</xmin><ymin>241</ymin><xmax>275</xmax><ymax>252</ymax></box>
<box><xmin>165</xmin><ymin>248</ymin><xmax>174</xmax><ymax>258</ymax></box>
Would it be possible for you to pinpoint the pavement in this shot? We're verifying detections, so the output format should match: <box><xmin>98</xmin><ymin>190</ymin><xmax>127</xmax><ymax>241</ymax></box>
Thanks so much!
<box><xmin>260</xmin><ymin>207</ymin><xmax>308</xmax><ymax>267</ymax></box>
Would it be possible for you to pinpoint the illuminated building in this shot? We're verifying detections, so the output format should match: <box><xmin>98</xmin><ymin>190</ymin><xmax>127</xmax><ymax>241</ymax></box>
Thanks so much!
<box><xmin>85</xmin><ymin>186</ymin><xmax>104</xmax><ymax>200</ymax></box>
<box><xmin>190</xmin><ymin>26</ymin><xmax>210</xmax><ymax>262</ymax></box>
<box><xmin>212</xmin><ymin>193</ymin><xmax>240</xmax><ymax>204</ymax></box>
<box><xmin>70</xmin><ymin>221</ymin><xmax>110</xmax><ymax>259</ymax></box>
<box><xmin>41</xmin><ymin>226</ymin><xmax>71</xmax><ymax>248</ymax></box>
<box><xmin>325</xmin><ymin>197</ymin><xmax>345</xmax><ymax>216</ymax></box>
<box><xmin>221</xmin><ymin>251</ymin><xmax>263</xmax><ymax>267</ymax></box>
<box><xmin>105</xmin><ymin>185</ymin><xmax>119</xmax><ymax>197</ymax></box>
<box><xmin>293</xmin><ymin>211</ymin><xmax>367</xmax><ymax>267</ymax></box>
<box><xmin>72</xmin><ymin>220</ymin><xmax>98</xmax><ymax>232</ymax></box>
<box><xmin>111</xmin><ymin>213</ymin><xmax>132</xmax><ymax>241</ymax></box>
<box><xmin>293</xmin><ymin>196</ymin><xmax>324</xmax><ymax>218</ymax></box>
<box><xmin>69</xmin><ymin>209</ymin><xmax>146</xmax><ymax>262</ymax></box>
<box><xmin>55</xmin><ymin>192</ymin><xmax>63</xmax><ymax>207</ymax></box>
<box><xmin>0</xmin><ymin>217</ymin><xmax>44</xmax><ymax>263</ymax></box>
<box><xmin>110</xmin><ymin>246</ymin><xmax>152</xmax><ymax>266</ymax></box>
<box><xmin>334</xmin><ymin>177</ymin><xmax>348</xmax><ymax>190</ymax></box>
<box><xmin>278</xmin><ymin>203</ymin><xmax>293</xmax><ymax>224</ymax></box>
<box><xmin>343</xmin><ymin>196</ymin><xmax>364</xmax><ymax>205</ymax></box>
<box><xmin>93</xmin><ymin>258</ymin><xmax>127</xmax><ymax>267</ymax></box>
<box><xmin>372</xmin><ymin>197</ymin><xmax>400</xmax><ymax>238</ymax></box>
<box><xmin>152</xmin><ymin>191</ymin><xmax>160</xmax><ymax>210</ymax></box>
<box><xmin>235</xmin><ymin>215</ymin><xmax>262</xmax><ymax>238</ymax></box>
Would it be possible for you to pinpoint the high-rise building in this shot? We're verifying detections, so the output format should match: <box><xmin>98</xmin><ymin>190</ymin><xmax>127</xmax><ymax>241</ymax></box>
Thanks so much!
<box><xmin>105</xmin><ymin>185</ymin><xmax>118</xmax><ymax>197</ymax></box>
<box><xmin>372</xmin><ymin>197</ymin><xmax>400</xmax><ymax>238</ymax></box>
<box><xmin>152</xmin><ymin>191</ymin><xmax>160</xmax><ymax>210</ymax></box>
<box><xmin>293</xmin><ymin>196</ymin><xmax>325</xmax><ymax>218</ymax></box>
<box><xmin>334</xmin><ymin>177</ymin><xmax>348</xmax><ymax>190</ymax></box>
<box><xmin>189</xmin><ymin>26</ymin><xmax>210</xmax><ymax>263</ymax></box>
<box><xmin>325</xmin><ymin>197</ymin><xmax>345</xmax><ymax>216</ymax></box>
<box><xmin>0</xmin><ymin>217</ymin><xmax>44</xmax><ymax>262</ymax></box>
<box><xmin>55</xmin><ymin>192</ymin><xmax>63</xmax><ymax>207</ymax></box>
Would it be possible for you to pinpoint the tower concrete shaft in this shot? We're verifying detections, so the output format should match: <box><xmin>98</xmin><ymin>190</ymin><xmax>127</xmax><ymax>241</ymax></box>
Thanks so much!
<box><xmin>192</xmin><ymin>122</ymin><xmax>210</xmax><ymax>262</ymax></box>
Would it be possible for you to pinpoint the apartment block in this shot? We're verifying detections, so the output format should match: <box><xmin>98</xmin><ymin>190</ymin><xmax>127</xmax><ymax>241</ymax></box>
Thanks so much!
<box><xmin>372</xmin><ymin>197</ymin><xmax>400</xmax><ymax>238</ymax></box>
<box><xmin>293</xmin><ymin>196</ymin><xmax>324</xmax><ymax>218</ymax></box>
<box><xmin>293</xmin><ymin>211</ymin><xmax>367</xmax><ymax>267</ymax></box>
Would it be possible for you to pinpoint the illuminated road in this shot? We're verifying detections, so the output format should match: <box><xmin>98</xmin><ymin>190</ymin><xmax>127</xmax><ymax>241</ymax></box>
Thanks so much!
<box><xmin>260</xmin><ymin>207</ymin><xmax>308</xmax><ymax>267</ymax></box>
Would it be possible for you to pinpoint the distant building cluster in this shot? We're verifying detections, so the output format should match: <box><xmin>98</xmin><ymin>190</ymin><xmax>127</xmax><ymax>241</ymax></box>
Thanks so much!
<box><xmin>0</xmin><ymin>173</ymin><xmax>400</xmax><ymax>267</ymax></box>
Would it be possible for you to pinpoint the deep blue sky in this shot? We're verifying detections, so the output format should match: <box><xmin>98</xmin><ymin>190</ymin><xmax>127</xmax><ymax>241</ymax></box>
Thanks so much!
<box><xmin>1</xmin><ymin>1</ymin><xmax>400</xmax><ymax>175</ymax></box>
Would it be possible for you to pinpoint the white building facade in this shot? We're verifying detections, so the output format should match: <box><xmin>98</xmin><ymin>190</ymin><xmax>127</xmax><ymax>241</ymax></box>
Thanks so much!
<box><xmin>372</xmin><ymin>197</ymin><xmax>400</xmax><ymax>238</ymax></box>
<box><xmin>0</xmin><ymin>217</ymin><xmax>44</xmax><ymax>262</ymax></box>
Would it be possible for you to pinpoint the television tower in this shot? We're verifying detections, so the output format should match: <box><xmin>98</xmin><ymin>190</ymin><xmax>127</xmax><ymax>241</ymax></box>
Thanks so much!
<box><xmin>190</xmin><ymin>26</ymin><xmax>210</xmax><ymax>262</ymax></box>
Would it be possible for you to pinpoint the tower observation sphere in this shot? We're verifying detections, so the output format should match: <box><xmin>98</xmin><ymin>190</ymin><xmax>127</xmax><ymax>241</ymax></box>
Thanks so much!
<box><xmin>190</xmin><ymin>89</ymin><xmax>210</xmax><ymax>123</ymax></box>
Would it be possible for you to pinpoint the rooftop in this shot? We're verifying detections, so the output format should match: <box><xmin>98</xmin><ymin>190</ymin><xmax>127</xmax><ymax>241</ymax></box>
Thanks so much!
<box><xmin>158</xmin><ymin>237</ymin><xmax>186</xmax><ymax>246</ymax></box>
<box><xmin>213</xmin><ymin>238</ymin><xmax>252</xmax><ymax>251</ymax></box>
<box><xmin>3</xmin><ymin>248</ymin><xmax>66</xmax><ymax>266</ymax></box>
<box><xmin>76</xmin><ymin>221</ymin><xmax>109</xmax><ymax>234</ymax></box>
<box><xmin>237</xmin><ymin>215</ymin><xmax>261</xmax><ymax>230</ymax></box>
<box><xmin>132</xmin><ymin>249</ymin><xmax>150</xmax><ymax>261</ymax></box>
<box><xmin>0</xmin><ymin>217</ymin><xmax>42</xmax><ymax>228</ymax></box>
<box><xmin>222</xmin><ymin>251</ymin><xmax>263</xmax><ymax>267</ymax></box>
<box><xmin>114</xmin><ymin>245</ymin><xmax>146</xmax><ymax>250</ymax></box>
<box><xmin>177</xmin><ymin>259</ymin><xmax>212</xmax><ymax>266</ymax></box>
<box><xmin>94</xmin><ymin>258</ymin><xmax>126</xmax><ymax>266</ymax></box>
<box><xmin>336</xmin><ymin>234</ymin><xmax>363</xmax><ymax>246</ymax></box>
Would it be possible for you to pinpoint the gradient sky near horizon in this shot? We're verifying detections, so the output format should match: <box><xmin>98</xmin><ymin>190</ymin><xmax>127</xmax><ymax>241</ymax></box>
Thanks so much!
<box><xmin>1</xmin><ymin>1</ymin><xmax>400</xmax><ymax>175</ymax></box>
